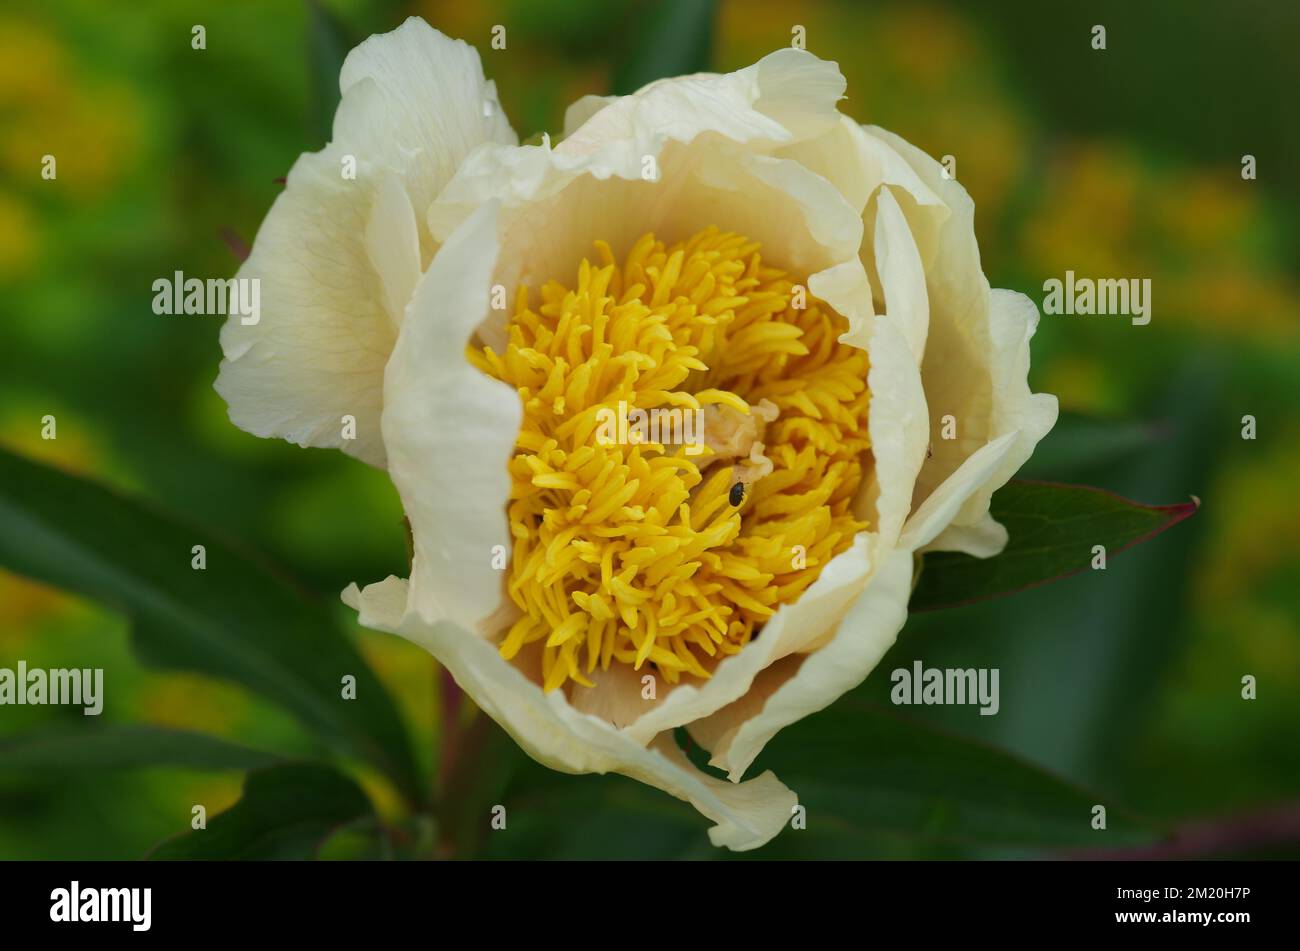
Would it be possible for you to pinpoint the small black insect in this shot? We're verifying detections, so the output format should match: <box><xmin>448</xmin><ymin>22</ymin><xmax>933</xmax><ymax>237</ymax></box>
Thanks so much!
<box><xmin>729</xmin><ymin>481</ymin><xmax>747</xmax><ymax>506</ymax></box>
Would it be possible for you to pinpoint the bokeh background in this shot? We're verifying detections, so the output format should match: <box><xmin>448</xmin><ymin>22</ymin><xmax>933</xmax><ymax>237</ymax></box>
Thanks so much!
<box><xmin>2</xmin><ymin>0</ymin><xmax>1297</xmax><ymax>859</ymax></box>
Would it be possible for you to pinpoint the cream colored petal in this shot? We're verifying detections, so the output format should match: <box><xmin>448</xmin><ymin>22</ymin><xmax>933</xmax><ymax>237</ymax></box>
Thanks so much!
<box><xmin>650</xmin><ymin>738</ymin><xmax>796</xmax><ymax>850</ymax></box>
<box><xmin>215</xmin><ymin>18</ymin><xmax>515</xmax><ymax>468</ymax></box>
<box><xmin>341</xmin><ymin>575</ymin><xmax>407</xmax><ymax>629</ymax></box>
<box><xmin>365</xmin><ymin>175</ymin><xmax>421</xmax><ymax>330</ymax></box>
<box><xmin>686</xmin><ymin>655</ymin><xmax>802</xmax><ymax>757</ymax></box>
<box><xmin>899</xmin><ymin>430</ymin><xmax>1017</xmax><ymax>552</ymax></box>
<box><xmin>214</xmin><ymin>80</ymin><xmax>395</xmax><ymax>467</ymax></box>
<box><xmin>430</xmin><ymin>140</ymin><xmax>865</xmax><ymax>349</ymax></box>
<box><xmin>381</xmin><ymin>201</ymin><xmax>520</xmax><ymax>633</ymax></box>
<box><xmin>558</xmin><ymin>48</ymin><xmax>845</xmax><ymax>165</ymax></box>
<box><xmin>561</xmin><ymin>93</ymin><xmax>616</xmax><ymax>138</ymax></box>
<box><xmin>926</xmin><ymin>291</ymin><xmax>1058</xmax><ymax>553</ymax></box>
<box><xmin>859</xmin><ymin>315</ymin><xmax>930</xmax><ymax>547</ymax></box>
<box><xmin>861</xmin><ymin>126</ymin><xmax>1057</xmax><ymax>552</ymax></box>
<box><xmin>430</xmin><ymin>48</ymin><xmax>853</xmax><ymax>298</ymax></box>
<box><xmin>685</xmin><ymin>148</ymin><xmax>863</xmax><ymax>273</ymax></box>
<box><xmin>695</xmin><ymin>546</ymin><xmax>914</xmax><ymax>780</ymax></box>
<box><xmin>922</xmin><ymin>517</ymin><xmax>1009</xmax><ymax>560</ymax></box>
<box><xmin>565</xmin><ymin>661</ymin><xmax>654</xmax><ymax>731</ymax></box>
<box><xmin>622</xmin><ymin>533</ymin><xmax>874</xmax><ymax>745</ymax></box>
<box><xmin>808</xmin><ymin>258</ymin><xmax>874</xmax><ymax>343</ymax></box>
<box><xmin>777</xmin><ymin>116</ymin><xmax>947</xmax><ymax>250</ymax></box>
<box><xmin>873</xmin><ymin>186</ymin><xmax>930</xmax><ymax>364</ymax></box>
<box><xmin>339</xmin><ymin>17</ymin><xmax>516</xmax><ymax>228</ymax></box>
<box><xmin>343</xmin><ymin>576</ymin><xmax>796</xmax><ymax>851</ymax></box>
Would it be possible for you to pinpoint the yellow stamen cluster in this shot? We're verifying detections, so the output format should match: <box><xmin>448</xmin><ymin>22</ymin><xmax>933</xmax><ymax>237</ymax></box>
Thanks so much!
<box><xmin>469</xmin><ymin>227</ymin><xmax>871</xmax><ymax>692</ymax></box>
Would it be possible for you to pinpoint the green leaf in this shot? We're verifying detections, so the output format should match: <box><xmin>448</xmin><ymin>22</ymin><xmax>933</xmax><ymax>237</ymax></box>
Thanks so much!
<box><xmin>0</xmin><ymin>725</ymin><xmax>280</xmax><ymax>772</ymax></box>
<box><xmin>755</xmin><ymin>699</ymin><xmax>1158</xmax><ymax>849</ymax></box>
<box><xmin>611</xmin><ymin>0</ymin><xmax>716</xmax><ymax>95</ymax></box>
<box><xmin>910</xmin><ymin>480</ymin><xmax>1198</xmax><ymax>612</ymax></box>
<box><xmin>148</xmin><ymin>763</ymin><xmax>372</xmax><ymax>860</ymax></box>
<box><xmin>0</xmin><ymin>447</ymin><xmax>420</xmax><ymax>802</ymax></box>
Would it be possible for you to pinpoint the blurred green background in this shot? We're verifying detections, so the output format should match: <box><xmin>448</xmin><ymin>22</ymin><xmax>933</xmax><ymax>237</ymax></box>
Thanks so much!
<box><xmin>1</xmin><ymin>0</ymin><xmax>1297</xmax><ymax>859</ymax></box>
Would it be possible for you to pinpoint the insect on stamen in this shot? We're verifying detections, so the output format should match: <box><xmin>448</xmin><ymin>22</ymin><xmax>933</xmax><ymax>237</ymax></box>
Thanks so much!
<box><xmin>729</xmin><ymin>481</ymin><xmax>747</xmax><ymax>506</ymax></box>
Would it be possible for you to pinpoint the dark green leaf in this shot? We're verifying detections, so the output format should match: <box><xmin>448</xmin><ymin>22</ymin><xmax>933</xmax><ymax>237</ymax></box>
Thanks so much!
<box><xmin>910</xmin><ymin>480</ymin><xmax>1198</xmax><ymax>611</ymax></box>
<box><xmin>0</xmin><ymin>447</ymin><xmax>420</xmax><ymax>801</ymax></box>
<box><xmin>611</xmin><ymin>0</ymin><xmax>716</xmax><ymax>95</ymax></box>
<box><xmin>148</xmin><ymin>763</ymin><xmax>372</xmax><ymax>860</ymax></box>
<box><xmin>0</xmin><ymin>725</ymin><xmax>280</xmax><ymax>772</ymax></box>
<box><xmin>756</xmin><ymin>699</ymin><xmax>1158</xmax><ymax>849</ymax></box>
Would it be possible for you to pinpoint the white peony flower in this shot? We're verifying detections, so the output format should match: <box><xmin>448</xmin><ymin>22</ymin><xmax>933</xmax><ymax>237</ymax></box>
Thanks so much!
<box><xmin>215</xmin><ymin>17</ymin><xmax>1057</xmax><ymax>850</ymax></box>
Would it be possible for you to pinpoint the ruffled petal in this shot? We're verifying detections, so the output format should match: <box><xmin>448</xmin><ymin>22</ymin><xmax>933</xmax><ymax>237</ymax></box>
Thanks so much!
<box><xmin>215</xmin><ymin>18</ymin><xmax>515</xmax><ymax>467</ymax></box>
<box><xmin>900</xmin><ymin>430</ymin><xmax>1017</xmax><ymax>552</ymax></box>
<box><xmin>927</xmin><ymin>290</ymin><xmax>1058</xmax><ymax>554</ymax></box>
<box><xmin>342</xmin><ymin>577</ymin><xmax>796</xmax><ymax>851</ymax></box>
<box><xmin>872</xmin><ymin>186</ymin><xmax>930</xmax><ymax>363</ymax></box>
<box><xmin>859</xmin><ymin>314</ymin><xmax>931</xmax><ymax>548</ymax></box>
<box><xmin>622</xmin><ymin>533</ymin><xmax>874</xmax><ymax>746</ymax></box>
<box><xmin>429</xmin><ymin>140</ymin><xmax>865</xmax><ymax>353</ymax></box>
<box><xmin>559</xmin><ymin>48</ymin><xmax>846</xmax><ymax>160</ymax></box>
<box><xmin>861</xmin><ymin>126</ymin><xmax>1057</xmax><ymax>555</ymax></box>
<box><xmin>690</xmin><ymin>545</ymin><xmax>914</xmax><ymax>780</ymax></box>
<box><xmin>365</xmin><ymin>174</ymin><xmax>422</xmax><ymax>330</ymax></box>
<box><xmin>776</xmin><ymin>115</ymin><xmax>948</xmax><ymax>252</ymax></box>
<box><xmin>381</xmin><ymin>201</ymin><xmax>520</xmax><ymax>633</ymax></box>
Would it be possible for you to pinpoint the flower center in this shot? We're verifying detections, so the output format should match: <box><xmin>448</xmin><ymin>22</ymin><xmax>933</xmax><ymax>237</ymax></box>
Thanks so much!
<box><xmin>470</xmin><ymin>227</ymin><xmax>871</xmax><ymax>692</ymax></box>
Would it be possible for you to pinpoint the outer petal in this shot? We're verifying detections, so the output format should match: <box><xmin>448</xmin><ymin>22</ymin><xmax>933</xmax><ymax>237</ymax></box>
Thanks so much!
<box><xmin>215</xmin><ymin>18</ymin><xmax>515</xmax><ymax>467</ymax></box>
<box><xmin>621</xmin><ymin>533</ymin><xmax>875</xmax><ymax>746</ymax></box>
<box><xmin>862</xmin><ymin>126</ymin><xmax>1057</xmax><ymax>555</ymax></box>
<box><xmin>858</xmin><ymin>315</ymin><xmax>930</xmax><ymax>548</ymax></box>
<box><xmin>429</xmin><ymin>49</ymin><xmax>854</xmax><ymax>318</ymax></box>
<box><xmin>559</xmin><ymin>48</ymin><xmax>847</xmax><ymax>158</ymax></box>
<box><xmin>872</xmin><ymin>186</ymin><xmax>930</xmax><ymax>363</ymax></box>
<box><xmin>429</xmin><ymin>140</ymin><xmax>865</xmax><ymax>353</ymax></box>
<box><xmin>899</xmin><ymin>431</ymin><xmax>1016</xmax><ymax>552</ymax></box>
<box><xmin>343</xmin><ymin>577</ymin><xmax>796</xmax><ymax>851</ymax></box>
<box><xmin>926</xmin><ymin>289</ymin><xmax>1058</xmax><ymax>555</ymax></box>
<box><xmin>690</xmin><ymin>544</ymin><xmax>914</xmax><ymax>780</ymax></box>
<box><xmin>776</xmin><ymin>115</ymin><xmax>948</xmax><ymax>258</ymax></box>
<box><xmin>382</xmin><ymin>201</ymin><xmax>519</xmax><ymax>633</ymax></box>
